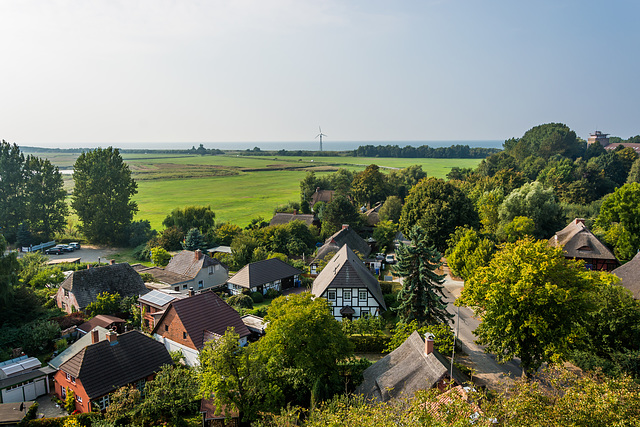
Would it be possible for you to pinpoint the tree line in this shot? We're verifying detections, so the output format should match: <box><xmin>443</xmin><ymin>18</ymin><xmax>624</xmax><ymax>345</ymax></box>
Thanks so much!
<box><xmin>353</xmin><ymin>143</ymin><xmax>500</xmax><ymax>158</ymax></box>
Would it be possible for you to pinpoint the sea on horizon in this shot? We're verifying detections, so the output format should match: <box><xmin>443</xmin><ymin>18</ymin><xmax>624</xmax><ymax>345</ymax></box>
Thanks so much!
<box><xmin>27</xmin><ymin>140</ymin><xmax>504</xmax><ymax>151</ymax></box>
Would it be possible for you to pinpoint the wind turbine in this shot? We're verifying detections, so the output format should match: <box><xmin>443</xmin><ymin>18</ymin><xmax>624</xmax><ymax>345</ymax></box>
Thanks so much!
<box><xmin>315</xmin><ymin>127</ymin><xmax>327</xmax><ymax>152</ymax></box>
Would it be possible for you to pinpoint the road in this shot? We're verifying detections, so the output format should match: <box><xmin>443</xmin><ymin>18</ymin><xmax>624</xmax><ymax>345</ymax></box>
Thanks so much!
<box><xmin>441</xmin><ymin>272</ymin><xmax>523</xmax><ymax>390</ymax></box>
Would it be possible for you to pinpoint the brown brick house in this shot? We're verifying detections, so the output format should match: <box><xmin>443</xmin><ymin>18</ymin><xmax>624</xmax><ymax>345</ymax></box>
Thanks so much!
<box><xmin>54</xmin><ymin>330</ymin><xmax>172</xmax><ymax>413</ymax></box>
<box><xmin>152</xmin><ymin>291</ymin><xmax>250</xmax><ymax>366</ymax></box>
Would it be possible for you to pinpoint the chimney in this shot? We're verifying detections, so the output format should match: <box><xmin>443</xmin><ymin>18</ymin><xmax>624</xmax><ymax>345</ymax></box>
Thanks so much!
<box><xmin>91</xmin><ymin>329</ymin><xmax>99</xmax><ymax>344</ymax></box>
<box><xmin>195</xmin><ymin>249</ymin><xmax>203</xmax><ymax>260</ymax></box>
<box><xmin>424</xmin><ymin>333</ymin><xmax>435</xmax><ymax>355</ymax></box>
<box><xmin>106</xmin><ymin>331</ymin><xmax>118</xmax><ymax>345</ymax></box>
<box><xmin>189</xmin><ymin>287</ymin><xmax>194</xmax><ymax>297</ymax></box>
<box><xmin>574</xmin><ymin>218</ymin><xmax>585</xmax><ymax>225</ymax></box>
<box><xmin>342</xmin><ymin>224</ymin><xmax>349</xmax><ymax>230</ymax></box>
<box><xmin>110</xmin><ymin>259</ymin><xmax>115</xmax><ymax>265</ymax></box>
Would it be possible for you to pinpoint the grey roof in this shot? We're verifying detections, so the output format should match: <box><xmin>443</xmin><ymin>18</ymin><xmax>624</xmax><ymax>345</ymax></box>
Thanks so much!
<box><xmin>60</xmin><ymin>263</ymin><xmax>149</xmax><ymax>310</ymax></box>
<box><xmin>364</xmin><ymin>203</ymin><xmax>382</xmax><ymax>226</ymax></box>
<box><xmin>356</xmin><ymin>331</ymin><xmax>464</xmax><ymax>402</ymax></box>
<box><xmin>59</xmin><ymin>330</ymin><xmax>172</xmax><ymax>399</ymax></box>
<box><xmin>312</xmin><ymin>245</ymin><xmax>386</xmax><ymax>311</ymax></box>
<box><xmin>152</xmin><ymin>290</ymin><xmax>250</xmax><ymax>350</ymax></box>
<box><xmin>0</xmin><ymin>401</ymin><xmax>36</xmax><ymax>424</ymax></box>
<box><xmin>228</xmin><ymin>258</ymin><xmax>302</xmax><ymax>289</ymax></box>
<box><xmin>613</xmin><ymin>252</ymin><xmax>640</xmax><ymax>299</ymax></box>
<box><xmin>548</xmin><ymin>219</ymin><xmax>617</xmax><ymax>261</ymax></box>
<box><xmin>48</xmin><ymin>326</ymin><xmax>110</xmax><ymax>370</ymax></box>
<box><xmin>269</xmin><ymin>212</ymin><xmax>317</xmax><ymax>227</ymax></box>
<box><xmin>310</xmin><ymin>189</ymin><xmax>335</xmax><ymax>207</ymax></box>
<box><xmin>165</xmin><ymin>250</ymin><xmax>227</xmax><ymax>280</ymax></box>
<box><xmin>313</xmin><ymin>226</ymin><xmax>371</xmax><ymax>262</ymax></box>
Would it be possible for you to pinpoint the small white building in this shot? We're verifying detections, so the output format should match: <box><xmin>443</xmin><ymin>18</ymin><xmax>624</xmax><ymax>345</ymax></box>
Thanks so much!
<box><xmin>312</xmin><ymin>244</ymin><xmax>386</xmax><ymax>320</ymax></box>
<box><xmin>0</xmin><ymin>356</ymin><xmax>53</xmax><ymax>403</ymax></box>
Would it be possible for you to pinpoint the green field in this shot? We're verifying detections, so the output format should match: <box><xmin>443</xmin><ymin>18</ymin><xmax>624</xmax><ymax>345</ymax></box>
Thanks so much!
<box><xmin>35</xmin><ymin>152</ymin><xmax>481</xmax><ymax>229</ymax></box>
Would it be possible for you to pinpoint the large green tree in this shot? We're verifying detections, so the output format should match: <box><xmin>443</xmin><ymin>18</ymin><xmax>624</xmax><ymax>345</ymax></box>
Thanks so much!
<box><xmin>0</xmin><ymin>235</ymin><xmax>20</xmax><ymax>307</ymax></box>
<box><xmin>0</xmin><ymin>141</ymin><xmax>26</xmax><ymax>242</ymax></box>
<box><xmin>255</xmin><ymin>292</ymin><xmax>353</xmax><ymax>406</ymax></box>
<box><xmin>199</xmin><ymin>328</ymin><xmax>282</xmax><ymax>423</ymax></box>
<box><xmin>445</xmin><ymin>227</ymin><xmax>495</xmax><ymax>281</ymax></box>
<box><xmin>399</xmin><ymin>178</ymin><xmax>478</xmax><ymax>252</ymax></box>
<box><xmin>458</xmin><ymin>238</ymin><xmax>596</xmax><ymax>376</ymax></box>
<box><xmin>162</xmin><ymin>205</ymin><xmax>216</xmax><ymax>234</ymax></box>
<box><xmin>350</xmin><ymin>164</ymin><xmax>387</xmax><ymax>208</ymax></box>
<box><xmin>498</xmin><ymin>181</ymin><xmax>564</xmax><ymax>240</ymax></box>
<box><xmin>596</xmin><ymin>182</ymin><xmax>640</xmax><ymax>261</ymax></box>
<box><xmin>24</xmin><ymin>155</ymin><xmax>68</xmax><ymax>240</ymax></box>
<box><xmin>72</xmin><ymin>147</ymin><xmax>138</xmax><ymax>245</ymax></box>
<box><xmin>378</xmin><ymin>195</ymin><xmax>402</xmax><ymax>223</ymax></box>
<box><xmin>140</xmin><ymin>364</ymin><xmax>198</xmax><ymax>424</ymax></box>
<box><xmin>503</xmin><ymin>122</ymin><xmax>584</xmax><ymax>161</ymax></box>
<box><xmin>394</xmin><ymin>226</ymin><xmax>452</xmax><ymax>325</ymax></box>
<box><xmin>320</xmin><ymin>195</ymin><xmax>362</xmax><ymax>237</ymax></box>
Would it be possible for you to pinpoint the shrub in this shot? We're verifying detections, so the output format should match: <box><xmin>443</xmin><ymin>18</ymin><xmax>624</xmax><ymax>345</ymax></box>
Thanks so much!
<box><xmin>227</xmin><ymin>294</ymin><xmax>253</xmax><ymax>310</ymax></box>
<box><xmin>250</xmin><ymin>292</ymin><xmax>264</xmax><ymax>303</ymax></box>
<box><xmin>56</xmin><ymin>338</ymin><xmax>68</xmax><ymax>352</ymax></box>
<box><xmin>17</xmin><ymin>401</ymin><xmax>38</xmax><ymax>426</ymax></box>
<box><xmin>379</xmin><ymin>281</ymin><xmax>394</xmax><ymax>294</ymax></box>
<box><xmin>64</xmin><ymin>388</ymin><xmax>75</xmax><ymax>413</ymax></box>
<box><xmin>265</xmin><ymin>288</ymin><xmax>281</xmax><ymax>299</ymax></box>
<box><xmin>248</xmin><ymin>307</ymin><xmax>268</xmax><ymax>317</ymax></box>
<box><xmin>349</xmin><ymin>335</ymin><xmax>391</xmax><ymax>353</ymax></box>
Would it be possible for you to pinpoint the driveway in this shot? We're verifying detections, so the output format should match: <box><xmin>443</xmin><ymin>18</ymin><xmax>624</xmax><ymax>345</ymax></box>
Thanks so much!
<box><xmin>41</xmin><ymin>245</ymin><xmax>122</xmax><ymax>264</ymax></box>
<box><xmin>441</xmin><ymin>271</ymin><xmax>523</xmax><ymax>391</ymax></box>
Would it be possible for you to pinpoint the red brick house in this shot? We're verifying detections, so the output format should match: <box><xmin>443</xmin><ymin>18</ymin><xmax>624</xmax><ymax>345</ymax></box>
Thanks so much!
<box><xmin>54</xmin><ymin>330</ymin><xmax>172</xmax><ymax>413</ymax></box>
<box><xmin>152</xmin><ymin>290</ymin><xmax>250</xmax><ymax>366</ymax></box>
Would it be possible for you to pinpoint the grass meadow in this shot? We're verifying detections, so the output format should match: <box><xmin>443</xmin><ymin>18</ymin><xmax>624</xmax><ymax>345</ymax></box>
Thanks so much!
<box><xmin>35</xmin><ymin>151</ymin><xmax>481</xmax><ymax>229</ymax></box>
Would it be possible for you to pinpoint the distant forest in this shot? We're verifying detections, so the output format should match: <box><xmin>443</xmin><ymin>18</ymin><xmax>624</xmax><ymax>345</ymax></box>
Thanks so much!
<box><xmin>353</xmin><ymin>144</ymin><xmax>501</xmax><ymax>158</ymax></box>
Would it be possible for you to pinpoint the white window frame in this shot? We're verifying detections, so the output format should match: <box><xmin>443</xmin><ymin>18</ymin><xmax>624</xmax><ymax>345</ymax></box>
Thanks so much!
<box><xmin>359</xmin><ymin>290</ymin><xmax>367</xmax><ymax>301</ymax></box>
<box><xmin>343</xmin><ymin>290</ymin><xmax>351</xmax><ymax>300</ymax></box>
<box><xmin>97</xmin><ymin>395</ymin><xmax>110</xmax><ymax>410</ymax></box>
<box><xmin>327</xmin><ymin>290</ymin><xmax>336</xmax><ymax>300</ymax></box>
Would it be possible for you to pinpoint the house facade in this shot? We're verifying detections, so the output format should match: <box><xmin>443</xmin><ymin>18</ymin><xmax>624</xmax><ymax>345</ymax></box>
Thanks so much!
<box><xmin>152</xmin><ymin>291</ymin><xmax>250</xmax><ymax>366</ymax></box>
<box><xmin>312</xmin><ymin>244</ymin><xmax>386</xmax><ymax>320</ymax></box>
<box><xmin>227</xmin><ymin>258</ymin><xmax>302</xmax><ymax>296</ymax></box>
<box><xmin>55</xmin><ymin>263</ymin><xmax>149</xmax><ymax>313</ymax></box>
<box><xmin>136</xmin><ymin>250</ymin><xmax>228</xmax><ymax>294</ymax></box>
<box><xmin>54</xmin><ymin>330</ymin><xmax>172</xmax><ymax>413</ymax></box>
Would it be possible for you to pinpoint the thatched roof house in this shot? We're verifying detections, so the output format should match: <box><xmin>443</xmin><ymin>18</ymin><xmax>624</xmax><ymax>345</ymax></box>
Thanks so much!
<box><xmin>56</xmin><ymin>263</ymin><xmax>149</xmax><ymax>313</ymax></box>
<box><xmin>312</xmin><ymin>225</ymin><xmax>371</xmax><ymax>268</ymax></box>
<box><xmin>548</xmin><ymin>218</ymin><xmax>618</xmax><ymax>271</ymax></box>
<box><xmin>357</xmin><ymin>331</ymin><xmax>465</xmax><ymax>402</ymax></box>
<box><xmin>612</xmin><ymin>252</ymin><xmax>640</xmax><ymax>299</ymax></box>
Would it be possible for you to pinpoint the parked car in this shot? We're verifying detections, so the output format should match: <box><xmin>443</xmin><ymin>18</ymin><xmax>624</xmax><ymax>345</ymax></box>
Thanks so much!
<box><xmin>376</xmin><ymin>253</ymin><xmax>385</xmax><ymax>261</ymax></box>
<box><xmin>45</xmin><ymin>247</ymin><xmax>63</xmax><ymax>255</ymax></box>
<box><xmin>55</xmin><ymin>244</ymin><xmax>74</xmax><ymax>252</ymax></box>
<box><xmin>69</xmin><ymin>242</ymin><xmax>81</xmax><ymax>250</ymax></box>
<box><xmin>385</xmin><ymin>254</ymin><xmax>395</xmax><ymax>264</ymax></box>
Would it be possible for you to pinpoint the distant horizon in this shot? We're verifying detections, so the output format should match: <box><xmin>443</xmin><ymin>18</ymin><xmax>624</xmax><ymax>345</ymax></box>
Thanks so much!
<box><xmin>19</xmin><ymin>139</ymin><xmax>505</xmax><ymax>151</ymax></box>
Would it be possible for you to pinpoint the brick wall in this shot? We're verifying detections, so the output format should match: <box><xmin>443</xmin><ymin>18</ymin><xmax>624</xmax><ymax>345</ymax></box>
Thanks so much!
<box><xmin>155</xmin><ymin>307</ymin><xmax>197</xmax><ymax>351</ymax></box>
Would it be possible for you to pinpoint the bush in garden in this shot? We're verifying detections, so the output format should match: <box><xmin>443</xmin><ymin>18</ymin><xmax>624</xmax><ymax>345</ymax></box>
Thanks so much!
<box><xmin>250</xmin><ymin>292</ymin><xmax>264</xmax><ymax>303</ymax></box>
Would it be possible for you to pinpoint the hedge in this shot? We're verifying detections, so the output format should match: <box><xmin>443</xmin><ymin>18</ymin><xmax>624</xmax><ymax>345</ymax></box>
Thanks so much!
<box><xmin>349</xmin><ymin>335</ymin><xmax>391</xmax><ymax>353</ymax></box>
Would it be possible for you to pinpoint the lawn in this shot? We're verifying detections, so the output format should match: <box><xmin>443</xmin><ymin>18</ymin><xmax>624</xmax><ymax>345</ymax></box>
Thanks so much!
<box><xmin>30</xmin><ymin>151</ymin><xmax>482</xmax><ymax>229</ymax></box>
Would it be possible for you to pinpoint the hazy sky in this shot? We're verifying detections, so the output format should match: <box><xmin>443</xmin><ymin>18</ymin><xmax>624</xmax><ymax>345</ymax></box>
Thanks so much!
<box><xmin>1</xmin><ymin>0</ymin><xmax>638</xmax><ymax>148</ymax></box>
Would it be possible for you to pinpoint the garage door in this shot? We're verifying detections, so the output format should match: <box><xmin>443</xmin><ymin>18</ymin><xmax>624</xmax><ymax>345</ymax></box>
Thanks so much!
<box><xmin>2</xmin><ymin>387</ymin><xmax>23</xmax><ymax>403</ymax></box>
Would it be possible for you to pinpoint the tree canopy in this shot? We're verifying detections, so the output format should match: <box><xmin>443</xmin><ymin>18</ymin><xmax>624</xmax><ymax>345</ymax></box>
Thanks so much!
<box><xmin>162</xmin><ymin>205</ymin><xmax>216</xmax><ymax>234</ymax></box>
<box><xmin>399</xmin><ymin>178</ymin><xmax>478</xmax><ymax>252</ymax></box>
<box><xmin>72</xmin><ymin>147</ymin><xmax>138</xmax><ymax>245</ymax></box>
<box><xmin>458</xmin><ymin>238</ymin><xmax>597</xmax><ymax>376</ymax></box>
<box><xmin>350</xmin><ymin>164</ymin><xmax>387</xmax><ymax>208</ymax></box>
<box><xmin>596</xmin><ymin>182</ymin><xmax>640</xmax><ymax>261</ymax></box>
<box><xmin>503</xmin><ymin>123</ymin><xmax>584</xmax><ymax>161</ymax></box>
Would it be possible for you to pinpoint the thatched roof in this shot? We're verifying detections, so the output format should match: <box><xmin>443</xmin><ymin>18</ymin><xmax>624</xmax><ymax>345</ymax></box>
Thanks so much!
<box><xmin>269</xmin><ymin>212</ymin><xmax>318</xmax><ymax>227</ymax></box>
<box><xmin>548</xmin><ymin>218</ymin><xmax>617</xmax><ymax>261</ymax></box>
<box><xmin>613</xmin><ymin>252</ymin><xmax>640</xmax><ymax>299</ymax></box>
<box><xmin>356</xmin><ymin>331</ymin><xmax>464</xmax><ymax>402</ymax></box>
<box><xmin>60</xmin><ymin>263</ymin><xmax>149</xmax><ymax>310</ymax></box>
<box><xmin>313</xmin><ymin>225</ymin><xmax>371</xmax><ymax>263</ymax></box>
<box><xmin>166</xmin><ymin>250</ymin><xmax>227</xmax><ymax>279</ymax></box>
<box><xmin>312</xmin><ymin>245</ymin><xmax>386</xmax><ymax>311</ymax></box>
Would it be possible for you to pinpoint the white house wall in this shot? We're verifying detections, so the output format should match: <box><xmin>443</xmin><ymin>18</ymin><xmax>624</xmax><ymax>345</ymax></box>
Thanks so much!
<box><xmin>154</xmin><ymin>334</ymin><xmax>248</xmax><ymax>367</ymax></box>
<box><xmin>324</xmin><ymin>287</ymin><xmax>381</xmax><ymax>320</ymax></box>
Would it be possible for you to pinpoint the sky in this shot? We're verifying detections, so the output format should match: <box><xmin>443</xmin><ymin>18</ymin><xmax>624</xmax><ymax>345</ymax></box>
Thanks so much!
<box><xmin>1</xmin><ymin>0</ymin><xmax>639</xmax><ymax>148</ymax></box>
